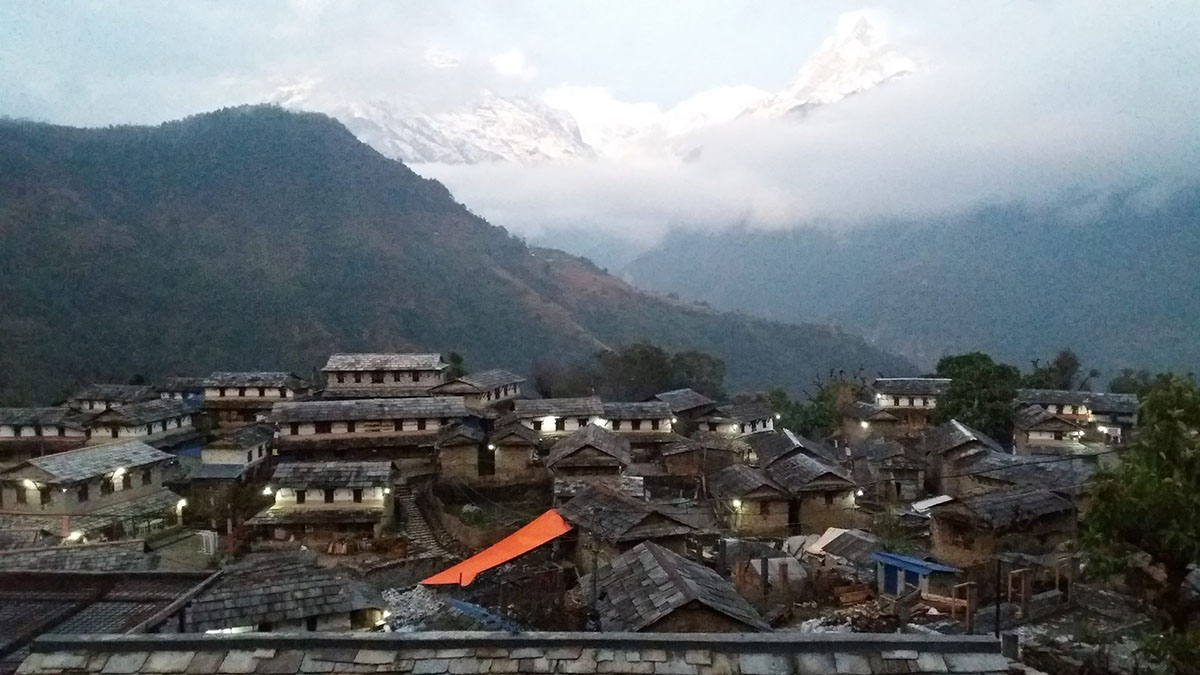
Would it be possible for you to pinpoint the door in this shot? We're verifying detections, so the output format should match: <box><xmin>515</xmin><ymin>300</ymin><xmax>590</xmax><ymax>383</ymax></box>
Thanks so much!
<box><xmin>883</xmin><ymin>565</ymin><xmax>898</xmax><ymax>595</ymax></box>
<box><xmin>787</xmin><ymin>500</ymin><xmax>801</xmax><ymax>535</ymax></box>
<box><xmin>904</xmin><ymin>570</ymin><xmax>920</xmax><ymax>591</ymax></box>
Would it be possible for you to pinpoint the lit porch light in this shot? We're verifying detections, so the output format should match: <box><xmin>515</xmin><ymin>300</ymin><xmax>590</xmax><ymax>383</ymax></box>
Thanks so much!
<box><xmin>262</xmin><ymin>486</ymin><xmax>274</xmax><ymax>496</ymax></box>
<box><xmin>730</xmin><ymin>499</ymin><xmax>742</xmax><ymax>510</ymax></box>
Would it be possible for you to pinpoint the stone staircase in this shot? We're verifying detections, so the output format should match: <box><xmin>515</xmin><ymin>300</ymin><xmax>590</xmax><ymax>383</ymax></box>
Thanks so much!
<box><xmin>394</xmin><ymin>484</ymin><xmax>449</xmax><ymax>558</ymax></box>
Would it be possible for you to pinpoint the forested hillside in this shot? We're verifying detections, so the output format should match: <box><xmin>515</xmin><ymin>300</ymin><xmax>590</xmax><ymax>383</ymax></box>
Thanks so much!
<box><xmin>0</xmin><ymin>106</ymin><xmax>912</xmax><ymax>403</ymax></box>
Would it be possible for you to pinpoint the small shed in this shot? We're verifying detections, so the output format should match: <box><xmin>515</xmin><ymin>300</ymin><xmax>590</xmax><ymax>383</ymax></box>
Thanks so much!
<box><xmin>871</xmin><ymin>550</ymin><xmax>960</xmax><ymax>598</ymax></box>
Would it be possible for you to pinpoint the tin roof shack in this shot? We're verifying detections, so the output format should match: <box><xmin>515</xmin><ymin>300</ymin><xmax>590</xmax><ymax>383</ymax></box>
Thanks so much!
<box><xmin>652</xmin><ymin>388</ymin><xmax>718</xmax><ymax>434</ymax></box>
<box><xmin>202</xmin><ymin>372</ymin><xmax>309</xmax><ymax>424</ymax></box>
<box><xmin>67</xmin><ymin>384</ymin><xmax>159</xmax><ymax>412</ymax></box>
<box><xmin>871</xmin><ymin>551</ymin><xmax>960</xmax><ymax>602</ymax></box>
<box><xmin>430</xmin><ymin>369</ymin><xmax>527</xmax><ymax>411</ymax></box>
<box><xmin>557</xmin><ymin>484</ymin><xmax>698</xmax><ymax>574</ymax></box>
<box><xmin>513</xmin><ymin>397</ymin><xmax>606</xmax><ymax>437</ymax></box>
<box><xmin>849</xmin><ymin>438</ymin><xmax>925</xmax><ymax>504</ymax></box>
<box><xmin>546</xmin><ymin>424</ymin><xmax>631</xmax><ymax>477</ymax></box>
<box><xmin>922</xmin><ymin>420</ymin><xmax>1007</xmax><ymax>496</ymax></box>
<box><xmin>0</xmin><ymin>440</ymin><xmax>183</xmax><ymax>542</ymax></box>
<box><xmin>0</xmin><ymin>569</ymin><xmax>214</xmax><ymax>675</ymax></box>
<box><xmin>84</xmin><ymin>399</ymin><xmax>203</xmax><ymax>449</ymax></box>
<box><xmin>764</xmin><ymin>453</ymin><xmax>859</xmax><ymax>535</ymax></box>
<box><xmin>437</xmin><ymin>421</ymin><xmax>547</xmax><ymax>487</ymax></box>
<box><xmin>1015</xmin><ymin>389</ymin><xmax>1138</xmax><ymax>445</ymax></box>
<box><xmin>580</xmin><ymin>541</ymin><xmax>769</xmax><ymax>632</ymax></box>
<box><xmin>708</xmin><ymin>464</ymin><xmax>791</xmax><ymax>537</ymax></box>
<box><xmin>1012</xmin><ymin>405</ymin><xmax>1087</xmax><ymax>457</ymax></box>
<box><xmin>837</xmin><ymin>401</ymin><xmax>901</xmax><ymax>446</ymax></box>
<box><xmin>322</xmin><ymin>353</ymin><xmax>448</xmax><ymax>399</ymax></box>
<box><xmin>271</xmin><ymin>397</ymin><xmax>468</xmax><ymax>474</ymax></box>
<box><xmin>929</xmin><ymin>489</ymin><xmax>1076</xmax><ymax>575</ymax></box>
<box><xmin>870</xmin><ymin>378</ymin><xmax>950</xmax><ymax>439</ymax></box>
<box><xmin>661</xmin><ymin>432</ymin><xmax>745</xmax><ymax>479</ymax></box>
<box><xmin>0</xmin><ymin>408</ymin><xmax>89</xmax><ymax>469</ymax></box>
<box><xmin>187</xmin><ymin>554</ymin><xmax>384</xmax><ymax>633</ymax></box>
<box><xmin>248</xmin><ymin>461</ymin><xmax>396</xmax><ymax>544</ymax></box>
<box><xmin>697</xmin><ymin>401</ymin><xmax>776</xmax><ymax>437</ymax></box>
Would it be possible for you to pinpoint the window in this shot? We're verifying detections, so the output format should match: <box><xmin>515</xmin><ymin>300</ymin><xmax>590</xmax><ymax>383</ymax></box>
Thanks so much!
<box><xmin>708</xmin><ymin>423</ymin><xmax>718</xmax><ymax>432</ymax></box>
<box><xmin>16</xmin><ymin>488</ymin><xmax>26</xmax><ymax>505</ymax></box>
<box><xmin>632</xmin><ymin>420</ymin><xmax>642</xmax><ymax>431</ymax></box>
<box><xmin>110</xmin><ymin>427</ymin><xmax>119</xmax><ymax>439</ymax></box>
<box><xmin>296</xmin><ymin>490</ymin><xmax>306</xmax><ymax>504</ymax></box>
<box><xmin>324</xmin><ymin>489</ymin><xmax>335</xmax><ymax>503</ymax></box>
<box><xmin>142</xmin><ymin>469</ymin><xmax>152</xmax><ymax>486</ymax></box>
<box><xmin>237</xmin><ymin>387</ymin><xmax>245</xmax><ymax>397</ymax></box>
<box><xmin>336</xmin><ymin>373</ymin><xmax>345</xmax><ymax>383</ymax></box>
<box><xmin>411</xmin><ymin>372</ymin><xmax>420</xmax><ymax>382</ymax></box>
<box><xmin>1053</xmin><ymin>431</ymin><xmax>1064</xmax><ymax>441</ymax></box>
<box><xmin>612</xmin><ymin>420</ymin><xmax>622</xmax><ymax>431</ymax></box>
<box><xmin>57</xmin><ymin>426</ymin><xmax>65</xmax><ymax>437</ymax></box>
<box><xmin>555</xmin><ymin>418</ymin><xmax>566</xmax><ymax>431</ymax></box>
<box><xmin>101</xmin><ymin>478</ymin><xmax>114</xmax><ymax>496</ymax></box>
<box><xmin>122</xmin><ymin>473</ymin><xmax>132</xmax><ymax>490</ymax></box>
<box><xmin>88</xmin><ymin>401</ymin><xmax>96</xmax><ymax>410</ymax></box>
<box><xmin>315</xmin><ymin>422</ymin><xmax>331</xmax><ymax>434</ymax></box>
<box><xmin>33</xmin><ymin>425</ymin><xmax>42</xmax><ymax>437</ymax></box>
<box><xmin>246</xmin><ymin>450</ymin><xmax>253</xmax><ymax>463</ymax></box>
<box><xmin>353</xmin><ymin>373</ymin><xmax>362</xmax><ymax>383</ymax></box>
<box><xmin>258</xmin><ymin>446</ymin><xmax>264</xmax><ymax>458</ymax></box>
<box><xmin>417</xmin><ymin>419</ymin><xmax>426</xmax><ymax>431</ymax></box>
<box><xmin>39</xmin><ymin>487</ymin><xmax>51</xmax><ymax>506</ymax></box>
<box><xmin>346</xmin><ymin>421</ymin><xmax>356</xmax><ymax>433</ymax></box>
<box><xmin>371</xmin><ymin>372</ymin><xmax>384</xmax><ymax>384</ymax></box>
<box><xmin>306</xmin><ymin>617</ymin><xmax>318</xmax><ymax>631</ymax></box>
<box><xmin>353</xmin><ymin>489</ymin><xmax>363</xmax><ymax>503</ymax></box>
<box><xmin>532</xmin><ymin>421</ymin><xmax>543</xmax><ymax>431</ymax></box>
<box><xmin>759</xmin><ymin>501</ymin><xmax>770</xmax><ymax>515</ymax></box>
<box><xmin>651</xmin><ymin>419</ymin><xmax>660</xmax><ymax>430</ymax></box>
<box><xmin>893</xmin><ymin>396</ymin><xmax>901</xmax><ymax>406</ymax></box>
<box><xmin>577</xmin><ymin>418</ymin><xmax>588</xmax><ymax>428</ymax></box>
<box><xmin>290</xmin><ymin>423</ymin><xmax>300</xmax><ymax>435</ymax></box>
<box><xmin>258</xmin><ymin>387</ymin><xmax>265</xmax><ymax>397</ymax></box>
<box><xmin>824</xmin><ymin>493</ymin><xmax>834</xmax><ymax>507</ymax></box>
<box><xmin>922</xmin><ymin>397</ymin><xmax>930</xmax><ymax>407</ymax></box>
<box><xmin>219</xmin><ymin>388</ymin><xmax>227</xmax><ymax>397</ymax></box>
<box><xmin>907</xmin><ymin>397</ymin><xmax>915</xmax><ymax>407</ymax></box>
<box><xmin>393</xmin><ymin>372</ymin><xmax>401</xmax><ymax>382</ymax></box>
<box><xmin>77</xmin><ymin>484</ymin><xmax>89</xmax><ymax>502</ymax></box>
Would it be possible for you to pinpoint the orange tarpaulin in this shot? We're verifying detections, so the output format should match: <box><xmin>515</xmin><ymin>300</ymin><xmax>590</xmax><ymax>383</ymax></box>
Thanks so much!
<box><xmin>421</xmin><ymin>508</ymin><xmax>572</xmax><ymax>586</ymax></box>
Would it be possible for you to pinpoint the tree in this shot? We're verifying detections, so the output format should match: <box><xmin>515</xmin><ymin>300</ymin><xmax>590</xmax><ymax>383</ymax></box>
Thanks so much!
<box><xmin>1083</xmin><ymin>375</ymin><xmax>1200</xmax><ymax>670</ymax></box>
<box><xmin>766</xmin><ymin>369</ymin><xmax>868</xmax><ymax>438</ymax></box>
<box><xmin>444</xmin><ymin>351</ymin><xmax>467</xmax><ymax>379</ymax></box>
<box><xmin>1023</xmin><ymin>349</ymin><xmax>1098</xmax><ymax>390</ymax></box>
<box><xmin>669</xmin><ymin>350</ymin><xmax>726</xmax><ymax>400</ymax></box>
<box><xmin>1109</xmin><ymin>368</ymin><xmax>1156</xmax><ymax>395</ymax></box>
<box><xmin>932</xmin><ymin>352</ymin><xmax>1021</xmax><ymax>442</ymax></box>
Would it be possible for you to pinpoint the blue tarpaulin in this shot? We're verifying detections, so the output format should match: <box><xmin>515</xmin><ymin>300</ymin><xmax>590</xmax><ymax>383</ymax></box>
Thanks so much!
<box><xmin>870</xmin><ymin>551</ymin><xmax>959</xmax><ymax>576</ymax></box>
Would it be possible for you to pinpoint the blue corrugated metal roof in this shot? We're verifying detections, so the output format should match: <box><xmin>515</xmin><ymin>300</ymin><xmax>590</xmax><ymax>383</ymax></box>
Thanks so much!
<box><xmin>871</xmin><ymin>551</ymin><xmax>960</xmax><ymax>575</ymax></box>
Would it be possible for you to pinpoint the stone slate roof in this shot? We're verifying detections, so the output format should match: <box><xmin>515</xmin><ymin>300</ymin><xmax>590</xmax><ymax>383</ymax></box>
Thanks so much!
<box><xmin>850</xmin><ymin>438</ymin><xmax>922</xmax><ymax>469</ymax></box>
<box><xmin>766</xmin><ymin>453</ymin><xmax>854</xmax><ymax>493</ymax></box>
<box><xmin>270</xmin><ymin>461</ymin><xmax>393</xmax><ymax>489</ymax></box>
<box><xmin>602</xmin><ymin>401</ymin><xmax>673</xmax><ymax>420</ymax></box>
<box><xmin>93</xmin><ymin>399</ymin><xmax>199</xmax><ymax>426</ymax></box>
<box><xmin>514</xmin><ymin>397</ymin><xmax>604</xmax><ymax>418</ymax></box>
<box><xmin>582</xmin><ymin>541</ymin><xmax>769</xmax><ymax>632</ymax></box>
<box><xmin>187</xmin><ymin>464</ymin><xmax>248</xmax><ymax>481</ymax></box>
<box><xmin>0</xmin><ymin>541</ymin><xmax>150</xmax><ymax>572</ymax></box>
<box><xmin>8</xmin><ymin>440</ymin><xmax>171</xmax><ymax>484</ymax></box>
<box><xmin>0</xmin><ymin>529</ymin><xmax>59</xmax><ymax>551</ymax></box>
<box><xmin>490</xmin><ymin>423</ymin><xmax>541</xmax><ymax>446</ymax></box>
<box><xmin>842</xmin><ymin>401</ymin><xmax>899</xmax><ymax>421</ymax></box>
<box><xmin>208</xmin><ymin>424</ymin><xmax>274</xmax><ymax>450</ymax></box>
<box><xmin>653</xmin><ymin>388</ymin><xmax>718</xmax><ymax>414</ymax></box>
<box><xmin>1015</xmin><ymin>389</ymin><xmax>1139</xmax><ymax>415</ymax></box>
<box><xmin>186</xmin><ymin>555</ymin><xmax>383</xmax><ymax>632</ymax></box>
<box><xmin>16</xmin><ymin>632</ymin><xmax>1011</xmax><ymax>675</ymax></box>
<box><xmin>435</xmin><ymin>420</ymin><xmax>486</xmax><ymax>446</ymax></box>
<box><xmin>707</xmin><ymin>464</ymin><xmax>786</xmax><ymax>500</ymax></box>
<box><xmin>708</xmin><ymin>401</ymin><xmax>774</xmax><ymax>423</ymax></box>
<box><xmin>872</xmin><ymin>378</ymin><xmax>952</xmax><ymax>397</ymax></box>
<box><xmin>0</xmin><ymin>408</ymin><xmax>88</xmax><ymax>430</ymax></box>
<box><xmin>203</xmin><ymin>372</ymin><xmax>306</xmax><ymax>388</ymax></box>
<box><xmin>747</xmin><ymin>429</ymin><xmax>840</xmax><ymax>467</ymax></box>
<box><xmin>923</xmin><ymin>420</ymin><xmax>1005</xmax><ymax>457</ymax></box>
<box><xmin>271</xmin><ymin>397</ymin><xmax>468</xmax><ymax>423</ymax></box>
<box><xmin>69</xmin><ymin>385</ymin><xmax>158</xmax><ymax>404</ymax></box>
<box><xmin>458</xmin><ymin>369</ymin><xmax>526</xmax><ymax>390</ymax></box>
<box><xmin>663</xmin><ymin>431</ymin><xmax>752</xmax><ymax>458</ymax></box>
<box><xmin>556</xmin><ymin>485</ymin><xmax>695</xmax><ymax>544</ymax></box>
<box><xmin>1012</xmin><ymin>405</ymin><xmax>1082</xmax><ymax>432</ymax></box>
<box><xmin>323</xmin><ymin>353</ymin><xmax>445</xmax><ymax>372</ymax></box>
<box><xmin>954</xmin><ymin>451</ymin><xmax>1095</xmax><ymax>493</ymax></box>
<box><xmin>546</xmin><ymin>425</ymin><xmax>631</xmax><ymax>469</ymax></box>
<box><xmin>553</xmin><ymin>476</ymin><xmax>646</xmax><ymax>501</ymax></box>
<box><xmin>821</xmin><ymin>529</ymin><xmax>882</xmax><ymax>564</ymax></box>
<box><xmin>933</xmin><ymin>488</ymin><xmax>1074</xmax><ymax>529</ymax></box>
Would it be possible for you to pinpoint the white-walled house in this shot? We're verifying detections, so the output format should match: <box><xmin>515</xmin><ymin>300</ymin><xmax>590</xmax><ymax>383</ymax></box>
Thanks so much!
<box><xmin>202</xmin><ymin>372</ymin><xmax>309</xmax><ymax>424</ymax></box>
<box><xmin>512</xmin><ymin>397</ymin><xmax>607</xmax><ymax>436</ymax></box>
<box><xmin>870</xmin><ymin>378</ymin><xmax>951</xmax><ymax>437</ymax></box>
<box><xmin>0</xmin><ymin>408</ymin><xmax>90</xmax><ymax>468</ymax></box>
<box><xmin>321</xmin><ymin>353</ymin><xmax>447</xmax><ymax>399</ymax></box>
<box><xmin>84</xmin><ymin>398</ymin><xmax>201</xmax><ymax>446</ymax></box>
<box><xmin>67</xmin><ymin>384</ymin><xmax>158</xmax><ymax>412</ymax></box>
<box><xmin>430</xmin><ymin>369</ymin><xmax>526</xmax><ymax>408</ymax></box>
<box><xmin>200</xmin><ymin>423</ymin><xmax>274</xmax><ymax>474</ymax></box>
<box><xmin>696</xmin><ymin>402</ymin><xmax>777</xmax><ymax>437</ymax></box>
<box><xmin>247</xmin><ymin>461</ymin><xmax>396</xmax><ymax>541</ymax></box>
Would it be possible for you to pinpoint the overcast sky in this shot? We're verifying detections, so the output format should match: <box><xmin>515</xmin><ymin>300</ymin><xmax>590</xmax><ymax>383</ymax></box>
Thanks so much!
<box><xmin>4</xmin><ymin>1</ymin><xmax>1198</xmax><ymax>242</ymax></box>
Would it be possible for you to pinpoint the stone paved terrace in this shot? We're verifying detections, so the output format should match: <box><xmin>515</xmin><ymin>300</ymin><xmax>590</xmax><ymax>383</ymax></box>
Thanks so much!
<box><xmin>19</xmin><ymin>632</ymin><xmax>1009</xmax><ymax>675</ymax></box>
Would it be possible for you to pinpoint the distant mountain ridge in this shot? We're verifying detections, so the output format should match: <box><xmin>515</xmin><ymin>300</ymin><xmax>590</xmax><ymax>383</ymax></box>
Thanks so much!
<box><xmin>0</xmin><ymin>106</ymin><xmax>913</xmax><ymax>404</ymax></box>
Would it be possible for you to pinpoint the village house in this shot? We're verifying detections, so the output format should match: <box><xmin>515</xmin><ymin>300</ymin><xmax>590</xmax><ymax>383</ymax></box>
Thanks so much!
<box><xmin>430</xmin><ymin>369</ymin><xmax>526</xmax><ymax>409</ymax></box>
<box><xmin>157</xmin><ymin>376</ymin><xmax>206</xmax><ymax>401</ymax></box>
<box><xmin>83</xmin><ymin>398</ymin><xmax>202</xmax><ymax>447</ymax></box>
<box><xmin>836</xmin><ymin>401</ymin><xmax>901</xmax><ymax>446</ymax></box>
<box><xmin>922</xmin><ymin>420</ymin><xmax>1007</xmax><ymax>496</ymax></box>
<box><xmin>513</xmin><ymin>397</ymin><xmax>606</xmax><ymax>436</ymax></box>
<box><xmin>0</xmin><ymin>440</ymin><xmax>183</xmax><ymax>542</ymax></box>
<box><xmin>580</xmin><ymin>541</ymin><xmax>770</xmax><ymax>632</ymax></box>
<box><xmin>0</xmin><ymin>408</ymin><xmax>90</xmax><ymax>468</ymax></box>
<box><xmin>660</xmin><ymin>431</ymin><xmax>745</xmax><ymax>478</ymax></box>
<box><xmin>651</xmin><ymin>387</ymin><xmax>718</xmax><ymax>434</ymax></box>
<box><xmin>186</xmin><ymin>426</ymin><xmax>275</xmax><ymax>534</ymax></box>
<box><xmin>321</xmin><ymin>352</ymin><xmax>447</xmax><ymax>399</ymax></box>
<box><xmin>929</xmin><ymin>488</ymin><xmax>1076</xmax><ymax>573</ymax></box>
<box><xmin>764</xmin><ymin>452</ymin><xmax>859</xmax><ymax>534</ymax></box>
<box><xmin>871</xmin><ymin>377</ymin><xmax>951</xmax><ymax>437</ymax></box>
<box><xmin>557</xmin><ymin>484</ymin><xmax>700</xmax><ymax>573</ymax></box>
<box><xmin>849</xmin><ymin>438</ymin><xmax>926</xmax><ymax>503</ymax></box>
<box><xmin>203</xmin><ymin>372</ymin><xmax>309</xmax><ymax>424</ymax></box>
<box><xmin>186</xmin><ymin>554</ymin><xmax>385</xmax><ymax>633</ymax></box>
<box><xmin>437</xmin><ymin>421</ymin><xmax>547</xmax><ymax>487</ymax></box>
<box><xmin>603</xmin><ymin>401</ymin><xmax>675</xmax><ymax>435</ymax></box>
<box><xmin>707</xmin><ymin>463</ymin><xmax>791</xmax><ymax>537</ymax></box>
<box><xmin>545</xmin><ymin>424</ymin><xmax>631</xmax><ymax>477</ymax></box>
<box><xmin>271</xmin><ymin>397</ymin><xmax>469</xmax><ymax>474</ymax></box>
<box><xmin>745</xmin><ymin>428</ymin><xmax>843</xmax><ymax>467</ymax></box>
<box><xmin>1012</xmin><ymin>405</ymin><xmax>1087</xmax><ymax>456</ymax></box>
<box><xmin>248</xmin><ymin>461</ymin><xmax>397</xmax><ymax>542</ymax></box>
<box><xmin>696</xmin><ymin>401</ymin><xmax>776</xmax><ymax>436</ymax></box>
<box><xmin>66</xmin><ymin>384</ymin><xmax>159</xmax><ymax>412</ymax></box>
<box><xmin>1015</xmin><ymin>388</ymin><xmax>1139</xmax><ymax>444</ymax></box>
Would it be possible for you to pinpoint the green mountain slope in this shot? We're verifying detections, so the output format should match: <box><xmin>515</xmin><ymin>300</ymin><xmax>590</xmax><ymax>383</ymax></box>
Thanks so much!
<box><xmin>0</xmin><ymin>106</ymin><xmax>912</xmax><ymax>403</ymax></box>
